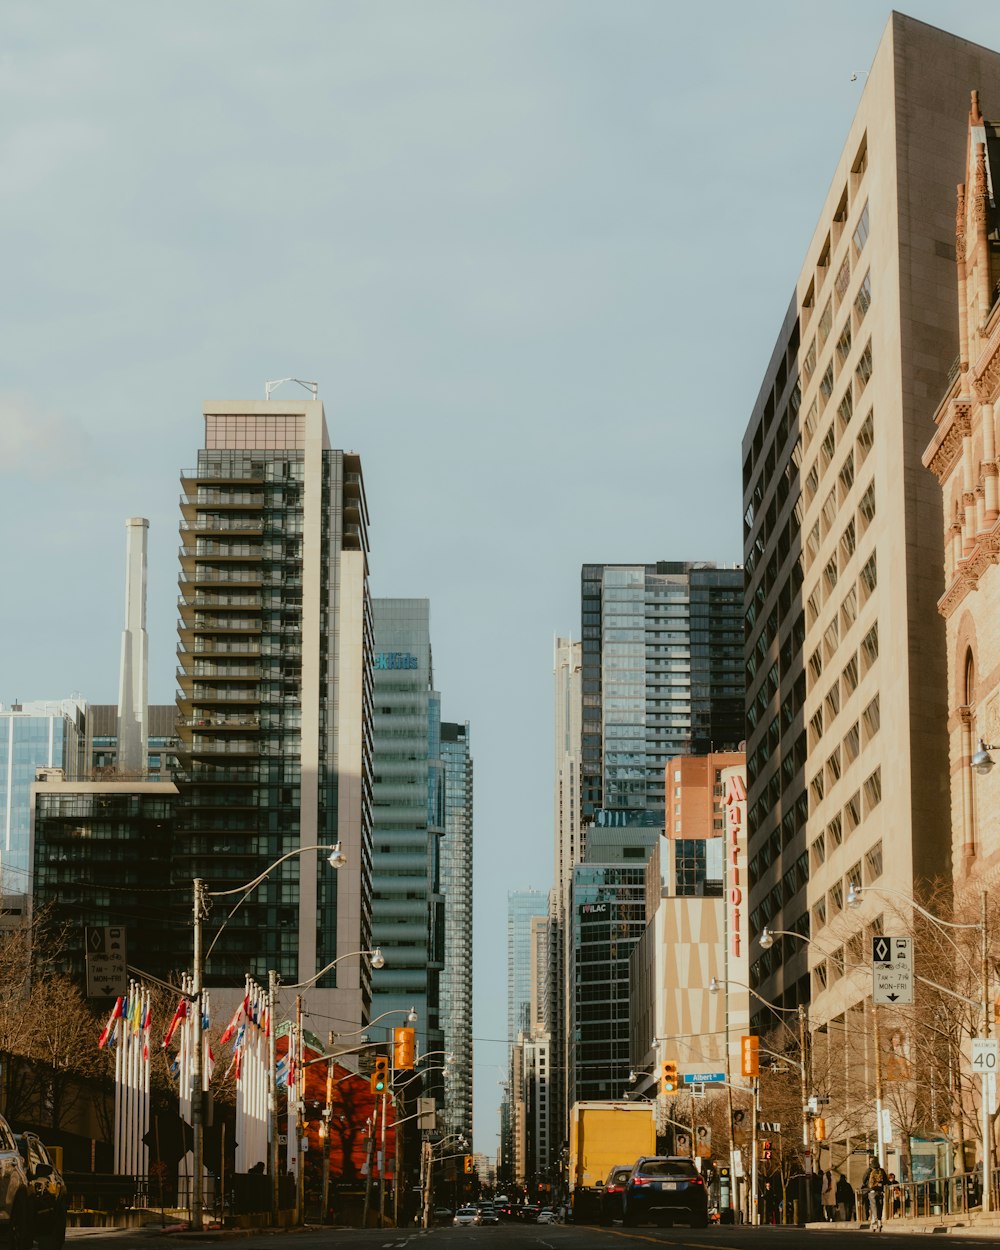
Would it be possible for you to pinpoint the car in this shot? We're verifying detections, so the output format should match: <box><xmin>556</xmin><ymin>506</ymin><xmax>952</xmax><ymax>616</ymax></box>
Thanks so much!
<box><xmin>0</xmin><ymin>1114</ymin><xmax>31</xmax><ymax>1250</ymax></box>
<box><xmin>477</xmin><ymin>1208</ymin><xmax>499</xmax><ymax>1225</ymax></box>
<box><xmin>495</xmin><ymin>1203</ymin><xmax>518</xmax><ymax>1221</ymax></box>
<box><xmin>601</xmin><ymin>1164</ymin><xmax>634</xmax><ymax>1224</ymax></box>
<box><xmin>432</xmin><ymin>1206</ymin><xmax>454</xmax><ymax>1224</ymax></box>
<box><xmin>517</xmin><ymin>1204</ymin><xmax>541</xmax><ymax>1222</ymax></box>
<box><xmin>535</xmin><ymin>1208</ymin><xmax>560</xmax><ymax>1224</ymax></box>
<box><xmin>453</xmin><ymin>1206</ymin><xmax>480</xmax><ymax>1226</ymax></box>
<box><xmin>15</xmin><ymin>1135</ymin><xmax>66</xmax><ymax>1250</ymax></box>
<box><xmin>622</xmin><ymin>1156</ymin><xmax>709</xmax><ymax>1229</ymax></box>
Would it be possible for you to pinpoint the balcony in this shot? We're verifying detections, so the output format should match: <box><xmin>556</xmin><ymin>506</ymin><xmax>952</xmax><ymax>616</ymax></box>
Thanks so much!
<box><xmin>189</xmin><ymin>738</ymin><xmax>261</xmax><ymax>757</ymax></box>
<box><xmin>180</xmin><ymin>466</ymin><xmax>265</xmax><ymax>485</ymax></box>
<box><xmin>180</xmin><ymin>518</ymin><xmax>264</xmax><ymax>535</ymax></box>
<box><xmin>180</xmin><ymin>490</ymin><xmax>265</xmax><ymax>509</ymax></box>
<box><xmin>178</xmin><ymin>640</ymin><xmax>261</xmax><ymax>657</ymax></box>
<box><xmin>179</xmin><ymin>715</ymin><xmax>260</xmax><ymax>729</ymax></box>
<box><xmin>187</xmin><ymin>568</ymin><xmax>264</xmax><ymax>586</ymax></box>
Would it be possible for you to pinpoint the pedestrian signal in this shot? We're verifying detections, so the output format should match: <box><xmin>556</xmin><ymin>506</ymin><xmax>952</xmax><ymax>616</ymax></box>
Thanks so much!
<box><xmin>760</xmin><ymin>1139</ymin><xmax>772</xmax><ymax>1160</ymax></box>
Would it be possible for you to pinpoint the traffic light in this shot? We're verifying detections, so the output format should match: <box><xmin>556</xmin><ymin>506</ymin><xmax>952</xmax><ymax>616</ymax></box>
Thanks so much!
<box><xmin>463</xmin><ymin>1155</ymin><xmax>474</xmax><ymax>1174</ymax></box>
<box><xmin>661</xmin><ymin>1059</ymin><xmax>679</xmax><ymax>1095</ymax></box>
<box><xmin>760</xmin><ymin>1139</ymin><xmax>772</xmax><ymax>1161</ymax></box>
<box><xmin>371</xmin><ymin>1056</ymin><xmax>389</xmax><ymax>1095</ymax></box>
<box><xmin>394</xmin><ymin>1026</ymin><xmax>415</xmax><ymax>1070</ymax></box>
<box><xmin>814</xmin><ymin>1117</ymin><xmax>827</xmax><ymax>1141</ymax></box>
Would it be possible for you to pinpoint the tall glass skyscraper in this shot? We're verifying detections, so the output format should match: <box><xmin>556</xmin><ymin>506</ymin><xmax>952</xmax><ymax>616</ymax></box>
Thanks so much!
<box><xmin>370</xmin><ymin>599</ymin><xmax>445</xmax><ymax>1060</ymax></box>
<box><xmin>1</xmin><ymin>698</ymin><xmax>86</xmax><ymax>902</ymax></box>
<box><xmin>506</xmin><ymin>889</ymin><xmax>549</xmax><ymax>1045</ymax></box>
<box><xmin>174</xmin><ymin>400</ymin><xmax>374</xmax><ymax>1034</ymax></box>
<box><xmin>440</xmin><ymin>721</ymin><xmax>473</xmax><ymax>1143</ymax></box>
<box><xmin>580</xmin><ymin>562</ymin><xmax>745</xmax><ymax>825</ymax></box>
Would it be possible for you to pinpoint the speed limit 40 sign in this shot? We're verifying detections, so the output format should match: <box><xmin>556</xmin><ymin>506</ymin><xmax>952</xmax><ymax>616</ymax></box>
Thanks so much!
<box><xmin>970</xmin><ymin>1038</ymin><xmax>999</xmax><ymax>1074</ymax></box>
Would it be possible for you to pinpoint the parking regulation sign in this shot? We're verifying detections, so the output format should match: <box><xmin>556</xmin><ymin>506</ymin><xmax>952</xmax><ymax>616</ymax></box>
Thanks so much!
<box><xmin>872</xmin><ymin>935</ymin><xmax>913</xmax><ymax>1005</ymax></box>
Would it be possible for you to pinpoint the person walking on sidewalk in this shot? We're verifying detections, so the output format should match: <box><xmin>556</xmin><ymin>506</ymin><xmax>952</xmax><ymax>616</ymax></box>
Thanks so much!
<box><xmin>861</xmin><ymin>1156</ymin><xmax>888</xmax><ymax>1230</ymax></box>
<box><xmin>821</xmin><ymin>1171</ymin><xmax>837</xmax><ymax>1221</ymax></box>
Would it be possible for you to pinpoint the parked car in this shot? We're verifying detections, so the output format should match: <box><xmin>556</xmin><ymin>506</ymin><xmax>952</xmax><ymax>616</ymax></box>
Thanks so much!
<box><xmin>14</xmin><ymin>1136</ymin><xmax>65</xmax><ymax>1250</ymax></box>
<box><xmin>601</xmin><ymin>1164</ymin><xmax>634</xmax><ymax>1224</ymax></box>
<box><xmin>453</xmin><ymin>1206</ymin><xmax>481</xmax><ymax>1226</ymax></box>
<box><xmin>622</xmin><ymin>1156</ymin><xmax>708</xmax><ymax>1228</ymax></box>
<box><xmin>0</xmin><ymin>1115</ymin><xmax>32</xmax><ymax>1250</ymax></box>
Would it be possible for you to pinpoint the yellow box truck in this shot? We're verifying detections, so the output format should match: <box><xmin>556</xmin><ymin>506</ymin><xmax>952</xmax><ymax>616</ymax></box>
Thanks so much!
<box><xmin>567</xmin><ymin>1101</ymin><xmax>657</xmax><ymax>1223</ymax></box>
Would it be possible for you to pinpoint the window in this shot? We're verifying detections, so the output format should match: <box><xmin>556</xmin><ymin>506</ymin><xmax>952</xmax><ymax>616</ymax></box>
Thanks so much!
<box><xmin>821</xmin><ymin>488</ymin><xmax>838</xmax><ymax>535</ymax></box>
<box><xmin>860</xmin><ymin>623</ymin><xmax>879</xmax><ymax>673</ymax></box>
<box><xmin>859</xmin><ymin>551</ymin><xmax>877</xmax><ymax>601</ymax></box>
<box><xmin>820</xmin><ymin>425</ymin><xmax>836</xmax><ymax>471</ymax></box>
<box><xmin>865</xmin><ymin>839</ymin><xmax>883</xmax><ymax>883</ymax></box>
<box><xmin>855</xmin><ymin>340</ymin><xmax>873</xmax><ymax>391</ymax></box>
<box><xmin>805</xmin><ymin>462</ymin><xmax>819</xmax><ymax>503</ymax></box>
<box><xmin>823</xmin><ymin>617</ymin><xmax>840</xmax><ymax>662</ymax></box>
<box><xmin>854</xmin><ymin>270</ymin><xmax>872</xmax><ymax>322</ymax></box>
<box><xmin>809</xmin><ymin>706</ymin><xmax>824</xmax><ymax>749</ymax></box>
<box><xmin>827</xmin><ymin>812</ymin><xmax>843</xmax><ymax>848</ymax></box>
<box><xmin>858</xmin><ymin>481</ymin><xmax>876</xmax><ymax>530</ymax></box>
<box><xmin>811</xmin><ymin>832</ymin><xmax>827</xmax><ymax>870</ymax></box>
<box><xmin>863</xmin><ymin>767</ymin><xmax>882</xmax><ymax>812</ymax></box>
<box><xmin>834</xmin><ymin>255</ymin><xmax>851</xmax><ymax>303</ymax></box>
<box><xmin>809</xmin><ymin>647</ymin><xmax>824</xmax><ymax>684</ymax></box>
<box><xmin>837</xmin><ymin>389</ymin><xmax>854</xmax><ymax>434</ymax></box>
<box><xmin>844</xmin><ymin>790</ymin><xmax>861</xmax><ymax>832</ymax></box>
<box><xmin>828</xmin><ymin>879</ymin><xmax>844</xmax><ymax>916</ymax></box>
<box><xmin>818</xmin><ymin>298</ymin><xmax>833</xmax><ymax>346</ymax></box>
<box><xmin>843</xmin><ymin>720</ymin><xmax>860</xmax><ymax>763</ymax></box>
<box><xmin>807</xmin><ymin>584</ymin><xmax>823</xmax><ymax>626</ymax></box>
<box><xmin>824</xmin><ymin>554</ymin><xmax>839</xmax><ymax>595</ymax></box>
<box><xmin>804</xmin><ymin>400</ymin><xmax>819</xmax><ymax>447</ymax></box>
<box><xmin>811</xmin><ymin>772</ymin><xmax>826</xmax><ymax>805</ymax></box>
<box><xmin>840</xmin><ymin>519</ymin><xmax>856</xmax><ymax>562</ymax></box>
<box><xmin>840</xmin><ymin>584</ymin><xmax>858</xmax><ymax>632</ymax></box>
<box><xmin>825</xmin><ymin>681</ymin><xmax>841</xmax><ymax>722</ymax></box>
<box><xmin>862</xmin><ymin>694</ymin><xmax>880</xmax><ymax>743</ymax></box>
<box><xmin>856</xmin><ymin>409</ymin><xmax>874</xmax><ymax>462</ymax></box>
<box><xmin>839</xmin><ymin>450</ymin><xmax>855</xmax><ymax>500</ymax></box>
<box><xmin>852</xmin><ymin>202</ymin><xmax>870</xmax><ymax>255</ymax></box>
<box><xmin>803</xmin><ymin>338</ymin><xmax>817</xmax><ymax>382</ymax></box>
<box><xmin>847</xmin><ymin>860</ymin><xmax>863</xmax><ymax>897</ymax></box>
<box><xmin>842</xmin><ymin>654</ymin><xmax>859</xmax><ymax>697</ymax></box>
<box><xmin>813</xmin><ymin>963</ymin><xmax>829</xmax><ymax>994</ymax></box>
<box><xmin>820</xmin><ymin>364</ymin><xmax>835</xmax><ymax>406</ymax></box>
<box><xmin>826</xmin><ymin>746</ymin><xmax>842</xmax><ymax>785</ymax></box>
<box><xmin>812</xmin><ymin>897</ymin><xmax>828</xmax><ymax>930</ymax></box>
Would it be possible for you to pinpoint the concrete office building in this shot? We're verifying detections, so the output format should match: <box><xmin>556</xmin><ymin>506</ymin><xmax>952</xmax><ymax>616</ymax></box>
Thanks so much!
<box><xmin>923</xmin><ymin>92</ymin><xmax>1000</xmax><ymax>884</ymax></box>
<box><xmin>174</xmin><ymin>400</ymin><xmax>374</xmax><ymax>1034</ymax></box>
<box><xmin>440</xmin><ymin>720</ymin><xmax>474</xmax><ymax>1144</ymax></box>
<box><xmin>742</xmin><ymin>15</ymin><xmax>1000</xmax><ymax>1025</ymax></box>
<box><xmin>369</xmin><ymin>599</ymin><xmax>445</xmax><ymax>1060</ymax></box>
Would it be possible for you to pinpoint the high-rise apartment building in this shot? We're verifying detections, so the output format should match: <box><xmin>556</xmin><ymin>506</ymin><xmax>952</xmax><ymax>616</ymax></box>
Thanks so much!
<box><xmin>743</xmin><ymin>15</ymin><xmax>1000</xmax><ymax>1023</ymax></box>
<box><xmin>440</xmin><ymin>720</ymin><xmax>474</xmax><ymax>1143</ymax></box>
<box><xmin>550</xmin><ymin>638</ymin><xmax>581</xmax><ymax>1175</ymax></box>
<box><xmin>506</xmin><ymin>889</ymin><xmax>549</xmax><ymax>1045</ymax></box>
<box><xmin>0</xmin><ymin>698</ymin><xmax>86</xmax><ymax>905</ymax></box>
<box><xmin>174</xmin><ymin>400</ymin><xmax>374</xmax><ymax>1033</ymax></box>
<box><xmin>370</xmin><ymin>599</ymin><xmax>445</xmax><ymax>1060</ymax></box>
<box><xmin>580</xmin><ymin>562</ymin><xmax>744</xmax><ymax>826</ymax></box>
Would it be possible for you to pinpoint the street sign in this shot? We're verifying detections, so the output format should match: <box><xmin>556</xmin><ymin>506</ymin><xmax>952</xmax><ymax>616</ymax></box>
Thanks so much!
<box><xmin>872</xmin><ymin>935</ymin><xmax>913</xmax><ymax>1005</ymax></box>
<box><xmin>690</xmin><ymin>1083</ymin><xmax>706</xmax><ymax>1097</ymax></box>
<box><xmin>971</xmin><ymin>1038</ymin><xmax>999</xmax><ymax>1075</ymax></box>
<box><xmin>759</xmin><ymin>1121</ymin><xmax>781</xmax><ymax>1133</ymax></box>
<box><xmin>85</xmin><ymin>926</ymin><xmax>127</xmax><ymax>998</ymax></box>
<box><xmin>683</xmin><ymin>1072</ymin><xmax>725</xmax><ymax>1084</ymax></box>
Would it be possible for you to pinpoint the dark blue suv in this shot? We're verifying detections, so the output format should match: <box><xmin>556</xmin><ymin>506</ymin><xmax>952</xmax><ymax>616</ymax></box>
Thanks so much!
<box><xmin>622</xmin><ymin>1156</ymin><xmax>708</xmax><ymax>1228</ymax></box>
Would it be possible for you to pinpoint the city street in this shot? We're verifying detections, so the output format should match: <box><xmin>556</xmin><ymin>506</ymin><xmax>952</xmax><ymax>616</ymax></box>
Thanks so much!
<box><xmin>63</xmin><ymin>1225</ymin><xmax>1000</xmax><ymax>1250</ymax></box>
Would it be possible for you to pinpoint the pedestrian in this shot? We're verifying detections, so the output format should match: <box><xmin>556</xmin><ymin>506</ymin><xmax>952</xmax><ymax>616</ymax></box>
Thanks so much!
<box><xmin>822</xmin><ymin>1170</ymin><xmax>836</xmax><ymax>1222</ymax></box>
<box><xmin>861</xmin><ymin>1155</ymin><xmax>888</xmax><ymax>1230</ymax></box>
<box><xmin>836</xmin><ymin>1172</ymin><xmax>854</xmax><ymax>1221</ymax></box>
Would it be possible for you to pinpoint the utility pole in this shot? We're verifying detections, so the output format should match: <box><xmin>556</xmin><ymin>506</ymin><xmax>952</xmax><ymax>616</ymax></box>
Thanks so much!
<box><xmin>982</xmin><ymin>888</ymin><xmax>992</xmax><ymax>1215</ymax></box>
<box><xmin>191</xmin><ymin>879</ymin><xmax>206</xmax><ymax>1231</ymax></box>
<box><xmin>873</xmin><ymin>1001</ymin><xmax>884</xmax><ymax>1167</ymax></box>
<box><xmin>799</xmin><ymin>1005</ymin><xmax>813</xmax><ymax>1222</ymax></box>
<box><xmin>295</xmin><ymin>995</ymin><xmax>304</xmax><ymax>1224</ymax></box>
<box><xmin>322</xmin><ymin>1030</ymin><xmax>334</xmax><ymax>1224</ymax></box>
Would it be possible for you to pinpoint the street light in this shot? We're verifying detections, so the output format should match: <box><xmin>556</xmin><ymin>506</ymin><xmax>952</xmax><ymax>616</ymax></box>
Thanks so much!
<box><xmin>971</xmin><ymin>739</ymin><xmax>996</xmax><ymax>775</ymax></box>
<box><xmin>188</xmin><ymin>844</ymin><xmax>348</xmax><ymax>1230</ymax></box>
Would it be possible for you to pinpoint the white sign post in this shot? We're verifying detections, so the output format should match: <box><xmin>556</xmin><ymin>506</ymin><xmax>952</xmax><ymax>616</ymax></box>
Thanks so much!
<box><xmin>872</xmin><ymin>936</ymin><xmax>914</xmax><ymax>1005</ymax></box>
<box><xmin>971</xmin><ymin>1036</ymin><xmax>998</xmax><ymax>1209</ymax></box>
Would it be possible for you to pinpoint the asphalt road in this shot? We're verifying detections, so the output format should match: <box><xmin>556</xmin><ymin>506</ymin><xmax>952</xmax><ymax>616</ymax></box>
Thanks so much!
<box><xmin>63</xmin><ymin>1223</ymin><xmax>1000</xmax><ymax>1250</ymax></box>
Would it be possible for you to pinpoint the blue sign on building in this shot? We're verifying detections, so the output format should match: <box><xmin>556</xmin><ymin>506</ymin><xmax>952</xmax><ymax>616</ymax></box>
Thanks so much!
<box><xmin>374</xmin><ymin>652</ymin><xmax>418</xmax><ymax>670</ymax></box>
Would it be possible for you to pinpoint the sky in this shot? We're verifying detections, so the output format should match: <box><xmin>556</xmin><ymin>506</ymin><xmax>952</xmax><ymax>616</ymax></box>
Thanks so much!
<box><xmin>3</xmin><ymin>0</ymin><xmax>1000</xmax><ymax>1154</ymax></box>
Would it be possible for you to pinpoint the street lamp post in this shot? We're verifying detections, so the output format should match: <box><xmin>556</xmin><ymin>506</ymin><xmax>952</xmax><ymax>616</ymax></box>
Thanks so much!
<box><xmin>188</xmin><ymin>843</ymin><xmax>348</xmax><ymax>1230</ymax></box>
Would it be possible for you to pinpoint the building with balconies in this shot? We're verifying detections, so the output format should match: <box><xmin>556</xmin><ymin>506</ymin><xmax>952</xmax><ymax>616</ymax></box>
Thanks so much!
<box><xmin>173</xmin><ymin>400</ymin><xmax>374</xmax><ymax>1034</ymax></box>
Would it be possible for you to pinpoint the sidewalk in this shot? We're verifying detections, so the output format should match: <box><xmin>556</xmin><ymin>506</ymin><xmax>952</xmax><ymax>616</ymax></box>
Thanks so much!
<box><xmin>805</xmin><ymin>1214</ymin><xmax>1000</xmax><ymax>1236</ymax></box>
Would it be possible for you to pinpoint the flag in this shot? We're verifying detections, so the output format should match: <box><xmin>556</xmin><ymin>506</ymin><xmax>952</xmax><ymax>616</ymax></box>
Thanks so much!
<box><xmin>98</xmin><ymin>997</ymin><xmax>124</xmax><ymax>1049</ymax></box>
<box><xmin>219</xmin><ymin>996</ymin><xmax>247</xmax><ymax>1046</ymax></box>
<box><xmin>162</xmin><ymin>998</ymin><xmax>188</xmax><ymax>1049</ymax></box>
<box><xmin>142</xmin><ymin>1003</ymin><xmax>152</xmax><ymax>1062</ymax></box>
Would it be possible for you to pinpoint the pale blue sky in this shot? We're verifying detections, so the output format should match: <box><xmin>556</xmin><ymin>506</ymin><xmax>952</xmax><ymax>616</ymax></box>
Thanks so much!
<box><xmin>2</xmin><ymin>2</ymin><xmax>998</xmax><ymax>1153</ymax></box>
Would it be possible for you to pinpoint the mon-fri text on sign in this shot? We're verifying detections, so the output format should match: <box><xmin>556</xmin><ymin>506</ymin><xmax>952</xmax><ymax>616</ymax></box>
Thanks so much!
<box><xmin>872</xmin><ymin>935</ymin><xmax>913</xmax><ymax>1005</ymax></box>
<box><xmin>85</xmin><ymin>926</ymin><xmax>127</xmax><ymax>998</ymax></box>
